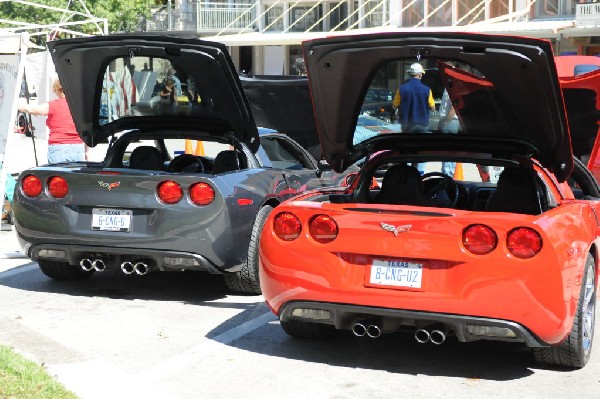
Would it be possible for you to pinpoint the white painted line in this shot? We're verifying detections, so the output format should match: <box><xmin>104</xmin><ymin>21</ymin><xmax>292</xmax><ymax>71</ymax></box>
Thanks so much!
<box><xmin>138</xmin><ymin>310</ymin><xmax>277</xmax><ymax>381</ymax></box>
<box><xmin>0</xmin><ymin>263</ymin><xmax>38</xmax><ymax>280</ymax></box>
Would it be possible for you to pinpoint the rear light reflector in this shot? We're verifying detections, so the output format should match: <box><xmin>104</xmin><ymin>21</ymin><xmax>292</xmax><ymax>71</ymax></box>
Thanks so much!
<box><xmin>48</xmin><ymin>176</ymin><xmax>68</xmax><ymax>198</ymax></box>
<box><xmin>308</xmin><ymin>214</ymin><xmax>338</xmax><ymax>243</ymax></box>
<box><xmin>157</xmin><ymin>180</ymin><xmax>183</xmax><ymax>204</ymax></box>
<box><xmin>273</xmin><ymin>212</ymin><xmax>302</xmax><ymax>241</ymax></box>
<box><xmin>22</xmin><ymin>175</ymin><xmax>42</xmax><ymax>197</ymax></box>
<box><xmin>291</xmin><ymin>308</ymin><xmax>331</xmax><ymax>320</ymax></box>
<box><xmin>189</xmin><ymin>182</ymin><xmax>215</xmax><ymax>206</ymax></box>
<box><xmin>237</xmin><ymin>198</ymin><xmax>253</xmax><ymax>206</ymax></box>
<box><xmin>507</xmin><ymin>227</ymin><xmax>542</xmax><ymax>259</ymax></box>
<box><xmin>466</xmin><ymin>325</ymin><xmax>516</xmax><ymax>338</ymax></box>
<box><xmin>462</xmin><ymin>224</ymin><xmax>497</xmax><ymax>255</ymax></box>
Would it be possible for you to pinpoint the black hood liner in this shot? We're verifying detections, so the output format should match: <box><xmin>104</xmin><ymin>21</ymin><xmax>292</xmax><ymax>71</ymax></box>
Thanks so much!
<box><xmin>240</xmin><ymin>75</ymin><xmax>321</xmax><ymax>160</ymax></box>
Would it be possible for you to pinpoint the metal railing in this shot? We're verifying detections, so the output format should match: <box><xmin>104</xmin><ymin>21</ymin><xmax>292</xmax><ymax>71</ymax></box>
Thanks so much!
<box><xmin>144</xmin><ymin>2</ymin><xmax>257</xmax><ymax>32</ymax></box>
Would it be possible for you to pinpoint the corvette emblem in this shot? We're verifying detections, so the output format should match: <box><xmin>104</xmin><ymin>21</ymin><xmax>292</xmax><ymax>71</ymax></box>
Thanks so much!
<box><xmin>380</xmin><ymin>223</ymin><xmax>412</xmax><ymax>236</ymax></box>
<box><xmin>98</xmin><ymin>181</ymin><xmax>121</xmax><ymax>191</ymax></box>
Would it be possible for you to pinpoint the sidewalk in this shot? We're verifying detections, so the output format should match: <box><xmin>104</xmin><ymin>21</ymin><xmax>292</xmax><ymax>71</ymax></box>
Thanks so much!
<box><xmin>0</xmin><ymin>227</ymin><xmax>26</xmax><ymax>260</ymax></box>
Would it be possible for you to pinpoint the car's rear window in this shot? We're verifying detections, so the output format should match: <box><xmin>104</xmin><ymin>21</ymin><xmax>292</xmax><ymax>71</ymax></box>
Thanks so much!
<box><xmin>99</xmin><ymin>56</ymin><xmax>217</xmax><ymax>125</ymax></box>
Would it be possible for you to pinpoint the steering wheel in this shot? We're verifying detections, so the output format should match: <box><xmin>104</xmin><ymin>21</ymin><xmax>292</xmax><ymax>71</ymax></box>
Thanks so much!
<box><xmin>167</xmin><ymin>154</ymin><xmax>204</xmax><ymax>173</ymax></box>
<box><xmin>422</xmin><ymin>172</ymin><xmax>459</xmax><ymax>208</ymax></box>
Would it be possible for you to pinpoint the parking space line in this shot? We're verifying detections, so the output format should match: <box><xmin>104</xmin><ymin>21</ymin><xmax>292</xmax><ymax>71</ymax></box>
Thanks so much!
<box><xmin>138</xmin><ymin>311</ymin><xmax>276</xmax><ymax>380</ymax></box>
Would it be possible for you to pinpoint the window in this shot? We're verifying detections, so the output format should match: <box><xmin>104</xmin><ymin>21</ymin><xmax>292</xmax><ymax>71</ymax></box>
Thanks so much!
<box><xmin>260</xmin><ymin>136</ymin><xmax>312</xmax><ymax>170</ymax></box>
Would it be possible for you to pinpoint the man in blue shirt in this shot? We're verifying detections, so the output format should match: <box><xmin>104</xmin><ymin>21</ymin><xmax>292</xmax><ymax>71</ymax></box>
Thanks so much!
<box><xmin>393</xmin><ymin>63</ymin><xmax>435</xmax><ymax>133</ymax></box>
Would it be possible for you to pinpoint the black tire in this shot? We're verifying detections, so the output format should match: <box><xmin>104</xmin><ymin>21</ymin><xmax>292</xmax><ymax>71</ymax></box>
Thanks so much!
<box><xmin>38</xmin><ymin>260</ymin><xmax>94</xmax><ymax>281</ymax></box>
<box><xmin>224</xmin><ymin>204</ymin><xmax>274</xmax><ymax>294</ymax></box>
<box><xmin>533</xmin><ymin>253</ymin><xmax>596</xmax><ymax>368</ymax></box>
<box><xmin>281</xmin><ymin>319</ymin><xmax>337</xmax><ymax>340</ymax></box>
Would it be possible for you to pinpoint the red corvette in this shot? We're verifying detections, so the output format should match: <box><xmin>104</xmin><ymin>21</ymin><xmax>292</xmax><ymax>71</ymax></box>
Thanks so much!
<box><xmin>259</xmin><ymin>32</ymin><xmax>600</xmax><ymax>369</ymax></box>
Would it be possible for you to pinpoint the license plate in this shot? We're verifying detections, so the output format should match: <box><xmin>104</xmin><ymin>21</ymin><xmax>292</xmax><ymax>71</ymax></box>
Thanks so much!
<box><xmin>91</xmin><ymin>208</ymin><xmax>132</xmax><ymax>232</ymax></box>
<box><xmin>367</xmin><ymin>259</ymin><xmax>423</xmax><ymax>288</ymax></box>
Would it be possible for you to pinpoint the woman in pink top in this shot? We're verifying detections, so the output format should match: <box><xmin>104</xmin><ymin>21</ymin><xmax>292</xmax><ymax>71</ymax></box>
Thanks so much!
<box><xmin>17</xmin><ymin>79</ymin><xmax>85</xmax><ymax>164</ymax></box>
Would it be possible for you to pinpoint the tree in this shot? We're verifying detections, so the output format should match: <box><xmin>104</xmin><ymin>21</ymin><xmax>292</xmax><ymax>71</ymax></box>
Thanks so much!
<box><xmin>0</xmin><ymin>0</ymin><xmax>159</xmax><ymax>40</ymax></box>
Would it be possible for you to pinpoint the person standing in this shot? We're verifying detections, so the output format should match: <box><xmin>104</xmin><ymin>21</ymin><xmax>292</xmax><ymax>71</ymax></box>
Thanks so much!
<box><xmin>438</xmin><ymin>89</ymin><xmax>460</xmax><ymax>177</ymax></box>
<box><xmin>393</xmin><ymin>63</ymin><xmax>435</xmax><ymax>133</ymax></box>
<box><xmin>17</xmin><ymin>78</ymin><xmax>85</xmax><ymax>164</ymax></box>
<box><xmin>393</xmin><ymin>63</ymin><xmax>435</xmax><ymax>174</ymax></box>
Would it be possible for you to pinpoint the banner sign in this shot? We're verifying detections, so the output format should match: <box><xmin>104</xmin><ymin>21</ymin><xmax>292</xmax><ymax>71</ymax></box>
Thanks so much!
<box><xmin>0</xmin><ymin>53</ymin><xmax>23</xmax><ymax>157</ymax></box>
<box><xmin>0</xmin><ymin>34</ymin><xmax>28</xmax><ymax>229</ymax></box>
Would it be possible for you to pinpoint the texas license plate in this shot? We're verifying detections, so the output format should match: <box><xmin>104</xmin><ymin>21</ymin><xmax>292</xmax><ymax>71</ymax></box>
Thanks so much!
<box><xmin>367</xmin><ymin>259</ymin><xmax>423</xmax><ymax>288</ymax></box>
<box><xmin>91</xmin><ymin>208</ymin><xmax>132</xmax><ymax>232</ymax></box>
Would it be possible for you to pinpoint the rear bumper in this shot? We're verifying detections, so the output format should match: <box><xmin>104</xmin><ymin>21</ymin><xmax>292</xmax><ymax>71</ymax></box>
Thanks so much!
<box><xmin>279</xmin><ymin>301</ymin><xmax>547</xmax><ymax>347</ymax></box>
<box><xmin>24</xmin><ymin>242</ymin><xmax>226</xmax><ymax>274</ymax></box>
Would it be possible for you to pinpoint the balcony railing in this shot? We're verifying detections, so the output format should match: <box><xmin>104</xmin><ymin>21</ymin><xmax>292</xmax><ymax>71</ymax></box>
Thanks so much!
<box><xmin>144</xmin><ymin>2</ymin><xmax>257</xmax><ymax>33</ymax></box>
<box><xmin>143</xmin><ymin>1</ymin><xmax>387</xmax><ymax>34</ymax></box>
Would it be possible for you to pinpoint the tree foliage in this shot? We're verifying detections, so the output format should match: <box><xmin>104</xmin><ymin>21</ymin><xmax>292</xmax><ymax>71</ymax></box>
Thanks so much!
<box><xmin>0</xmin><ymin>0</ymin><xmax>164</xmax><ymax>41</ymax></box>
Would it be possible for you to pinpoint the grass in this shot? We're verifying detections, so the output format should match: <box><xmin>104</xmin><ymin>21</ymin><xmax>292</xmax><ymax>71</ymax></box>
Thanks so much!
<box><xmin>0</xmin><ymin>344</ymin><xmax>78</xmax><ymax>399</ymax></box>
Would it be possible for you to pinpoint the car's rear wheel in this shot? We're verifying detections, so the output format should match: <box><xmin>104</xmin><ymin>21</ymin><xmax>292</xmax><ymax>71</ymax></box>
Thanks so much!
<box><xmin>38</xmin><ymin>260</ymin><xmax>94</xmax><ymax>281</ymax></box>
<box><xmin>224</xmin><ymin>204</ymin><xmax>274</xmax><ymax>295</ymax></box>
<box><xmin>533</xmin><ymin>253</ymin><xmax>596</xmax><ymax>368</ymax></box>
<box><xmin>280</xmin><ymin>319</ymin><xmax>337</xmax><ymax>339</ymax></box>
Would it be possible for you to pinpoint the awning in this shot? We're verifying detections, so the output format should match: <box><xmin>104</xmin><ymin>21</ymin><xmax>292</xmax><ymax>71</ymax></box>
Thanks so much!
<box><xmin>462</xmin><ymin>19</ymin><xmax>576</xmax><ymax>38</ymax></box>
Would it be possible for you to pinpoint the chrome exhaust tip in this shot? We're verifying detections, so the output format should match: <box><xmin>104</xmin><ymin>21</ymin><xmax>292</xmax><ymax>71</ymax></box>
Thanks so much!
<box><xmin>415</xmin><ymin>329</ymin><xmax>431</xmax><ymax>343</ymax></box>
<box><xmin>92</xmin><ymin>259</ymin><xmax>106</xmax><ymax>272</ymax></box>
<box><xmin>80</xmin><ymin>258</ymin><xmax>94</xmax><ymax>272</ymax></box>
<box><xmin>352</xmin><ymin>323</ymin><xmax>367</xmax><ymax>337</ymax></box>
<box><xmin>120</xmin><ymin>261</ymin><xmax>134</xmax><ymax>275</ymax></box>
<box><xmin>430</xmin><ymin>330</ymin><xmax>447</xmax><ymax>345</ymax></box>
<box><xmin>134</xmin><ymin>262</ymin><xmax>149</xmax><ymax>276</ymax></box>
<box><xmin>366</xmin><ymin>324</ymin><xmax>382</xmax><ymax>338</ymax></box>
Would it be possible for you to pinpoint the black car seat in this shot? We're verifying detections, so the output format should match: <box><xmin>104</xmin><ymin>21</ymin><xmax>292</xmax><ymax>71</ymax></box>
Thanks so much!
<box><xmin>486</xmin><ymin>168</ymin><xmax>542</xmax><ymax>215</ymax></box>
<box><xmin>129</xmin><ymin>146</ymin><xmax>164</xmax><ymax>171</ymax></box>
<box><xmin>212</xmin><ymin>150</ymin><xmax>245</xmax><ymax>174</ymax></box>
<box><xmin>373</xmin><ymin>164</ymin><xmax>434</xmax><ymax>206</ymax></box>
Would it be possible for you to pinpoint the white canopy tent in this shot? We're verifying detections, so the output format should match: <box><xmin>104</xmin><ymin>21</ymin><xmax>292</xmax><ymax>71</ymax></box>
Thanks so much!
<box><xmin>0</xmin><ymin>1</ymin><xmax>108</xmax><ymax>229</ymax></box>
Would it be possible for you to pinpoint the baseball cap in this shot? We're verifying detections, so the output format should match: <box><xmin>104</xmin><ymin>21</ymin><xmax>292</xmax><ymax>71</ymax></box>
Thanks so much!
<box><xmin>408</xmin><ymin>63</ymin><xmax>425</xmax><ymax>75</ymax></box>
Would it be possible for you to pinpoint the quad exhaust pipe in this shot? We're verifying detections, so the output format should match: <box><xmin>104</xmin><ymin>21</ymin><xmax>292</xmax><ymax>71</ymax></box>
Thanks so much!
<box><xmin>79</xmin><ymin>258</ymin><xmax>106</xmax><ymax>272</ymax></box>
<box><xmin>79</xmin><ymin>257</ymin><xmax>153</xmax><ymax>275</ymax></box>
<box><xmin>415</xmin><ymin>328</ymin><xmax>447</xmax><ymax>345</ymax></box>
<box><xmin>352</xmin><ymin>322</ymin><xmax>382</xmax><ymax>338</ymax></box>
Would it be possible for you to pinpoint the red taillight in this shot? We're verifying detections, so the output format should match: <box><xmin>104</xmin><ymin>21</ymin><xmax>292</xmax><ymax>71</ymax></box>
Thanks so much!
<box><xmin>462</xmin><ymin>224</ymin><xmax>497</xmax><ymax>255</ymax></box>
<box><xmin>22</xmin><ymin>175</ymin><xmax>42</xmax><ymax>197</ymax></box>
<box><xmin>507</xmin><ymin>227</ymin><xmax>542</xmax><ymax>259</ymax></box>
<box><xmin>157</xmin><ymin>180</ymin><xmax>183</xmax><ymax>204</ymax></box>
<box><xmin>48</xmin><ymin>176</ymin><xmax>68</xmax><ymax>198</ymax></box>
<box><xmin>309</xmin><ymin>214</ymin><xmax>338</xmax><ymax>244</ymax></box>
<box><xmin>189</xmin><ymin>182</ymin><xmax>215</xmax><ymax>206</ymax></box>
<box><xmin>273</xmin><ymin>212</ymin><xmax>302</xmax><ymax>241</ymax></box>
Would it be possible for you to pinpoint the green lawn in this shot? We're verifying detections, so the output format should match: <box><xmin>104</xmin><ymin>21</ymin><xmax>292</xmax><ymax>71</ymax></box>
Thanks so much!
<box><xmin>0</xmin><ymin>344</ymin><xmax>78</xmax><ymax>399</ymax></box>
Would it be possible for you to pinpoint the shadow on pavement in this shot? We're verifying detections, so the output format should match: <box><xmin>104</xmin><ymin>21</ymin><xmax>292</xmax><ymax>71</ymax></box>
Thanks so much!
<box><xmin>206</xmin><ymin>302</ymin><xmax>541</xmax><ymax>381</ymax></box>
<box><xmin>0</xmin><ymin>265</ymin><xmax>229</xmax><ymax>303</ymax></box>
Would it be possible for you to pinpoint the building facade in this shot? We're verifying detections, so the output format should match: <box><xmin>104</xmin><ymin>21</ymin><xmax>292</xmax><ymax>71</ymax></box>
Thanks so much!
<box><xmin>143</xmin><ymin>0</ymin><xmax>600</xmax><ymax>75</ymax></box>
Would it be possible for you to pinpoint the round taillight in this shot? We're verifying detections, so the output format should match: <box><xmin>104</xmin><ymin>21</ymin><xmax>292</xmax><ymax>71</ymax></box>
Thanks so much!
<box><xmin>462</xmin><ymin>224</ymin><xmax>497</xmax><ymax>255</ymax></box>
<box><xmin>507</xmin><ymin>227</ymin><xmax>542</xmax><ymax>259</ymax></box>
<box><xmin>22</xmin><ymin>175</ymin><xmax>42</xmax><ymax>197</ymax></box>
<box><xmin>48</xmin><ymin>176</ymin><xmax>68</xmax><ymax>198</ymax></box>
<box><xmin>273</xmin><ymin>212</ymin><xmax>302</xmax><ymax>241</ymax></box>
<box><xmin>157</xmin><ymin>180</ymin><xmax>183</xmax><ymax>204</ymax></box>
<box><xmin>309</xmin><ymin>214</ymin><xmax>338</xmax><ymax>244</ymax></box>
<box><xmin>189</xmin><ymin>182</ymin><xmax>215</xmax><ymax>206</ymax></box>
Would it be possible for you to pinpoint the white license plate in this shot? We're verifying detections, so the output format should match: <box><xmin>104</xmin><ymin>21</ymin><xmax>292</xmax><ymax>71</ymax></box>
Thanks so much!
<box><xmin>91</xmin><ymin>208</ymin><xmax>132</xmax><ymax>232</ymax></box>
<box><xmin>368</xmin><ymin>259</ymin><xmax>423</xmax><ymax>288</ymax></box>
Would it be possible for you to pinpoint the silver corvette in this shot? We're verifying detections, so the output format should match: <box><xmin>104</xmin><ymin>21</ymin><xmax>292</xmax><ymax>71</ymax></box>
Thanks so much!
<box><xmin>12</xmin><ymin>35</ymin><xmax>352</xmax><ymax>294</ymax></box>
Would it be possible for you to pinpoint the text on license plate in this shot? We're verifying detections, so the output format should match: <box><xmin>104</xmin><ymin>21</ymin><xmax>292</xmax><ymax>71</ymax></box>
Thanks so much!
<box><xmin>91</xmin><ymin>208</ymin><xmax>132</xmax><ymax>232</ymax></box>
<box><xmin>369</xmin><ymin>259</ymin><xmax>423</xmax><ymax>288</ymax></box>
